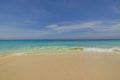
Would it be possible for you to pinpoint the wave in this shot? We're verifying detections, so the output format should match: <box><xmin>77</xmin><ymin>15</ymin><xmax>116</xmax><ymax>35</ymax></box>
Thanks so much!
<box><xmin>84</xmin><ymin>47</ymin><xmax>120</xmax><ymax>53</ymax></box>
<box><xmin>0</xmin><ymin>46</ymin><xmax>120</xmax><ymax>56</ymax></box>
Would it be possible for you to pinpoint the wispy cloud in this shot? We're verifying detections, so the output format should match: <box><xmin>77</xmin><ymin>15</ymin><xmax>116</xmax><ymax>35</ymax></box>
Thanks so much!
<box><xmin>47</xmin><ymin>20</ymin><xmax>120</xmax><ymax>33</ymax></box>
<box><xmin>113</xmin><ymin>6</ymin><xmax>120</xmax><ymax>14</ymax></box>
<box><xmin>0</xmin><ymin>20</ymin><xmax>120</xmax><ymax>39</ymax></box>
<box><xmin>47</xmin><ymin>21</ymin><xmax>101</xmax><ymax>33</ymax></box>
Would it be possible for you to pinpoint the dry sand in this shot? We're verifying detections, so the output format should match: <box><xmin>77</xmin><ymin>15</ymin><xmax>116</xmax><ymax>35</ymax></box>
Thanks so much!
<box><xmin>0</xmin><ymin>54</ymin><xmax>120</xmax><ymax>80</ymax></box>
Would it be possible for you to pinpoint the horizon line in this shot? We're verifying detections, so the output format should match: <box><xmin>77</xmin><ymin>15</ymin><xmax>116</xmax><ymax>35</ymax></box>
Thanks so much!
<box><xmin>0</xmin><ymin>39</ymin><xmax>120</xmax><ymax>40</ymax></box>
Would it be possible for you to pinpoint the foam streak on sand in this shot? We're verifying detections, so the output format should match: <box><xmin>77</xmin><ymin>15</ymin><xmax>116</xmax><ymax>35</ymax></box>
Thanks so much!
<box><xmin>0</xmin><ymin>47</ymin><xmax>120</xmax><ymax>56</ymax></box>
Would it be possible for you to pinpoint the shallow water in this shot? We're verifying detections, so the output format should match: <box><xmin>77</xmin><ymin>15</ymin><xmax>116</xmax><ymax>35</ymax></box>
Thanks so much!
<box><xmin>0</xmin><ymin>40</ymin><xmax>120</xmax><ymax>56</ymax></box>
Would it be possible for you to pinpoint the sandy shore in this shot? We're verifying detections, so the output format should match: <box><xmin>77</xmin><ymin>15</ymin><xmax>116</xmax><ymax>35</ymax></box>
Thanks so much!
<box><xmin>0</xmin><ymin>54</ymin><xmax>120</xmax><ymax>80</ymax></box>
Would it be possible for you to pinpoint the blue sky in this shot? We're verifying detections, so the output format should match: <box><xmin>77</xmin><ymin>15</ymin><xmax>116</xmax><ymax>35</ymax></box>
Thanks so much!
<box><xmin>0</xmin><ymin>0</ymin><xmax>120</xmax><ymax>39</ymax></box>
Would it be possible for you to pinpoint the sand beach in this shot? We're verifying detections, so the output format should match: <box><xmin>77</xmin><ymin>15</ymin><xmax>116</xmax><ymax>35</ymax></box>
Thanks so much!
<box><xmin>0</xmin><ymin>53</ymin><xmax>120</xmax><ymax>80</ymax></box>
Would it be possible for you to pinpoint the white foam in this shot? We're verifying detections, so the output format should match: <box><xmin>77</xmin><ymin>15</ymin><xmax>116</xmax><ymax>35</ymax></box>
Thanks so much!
<box><xmin>1</xmin><ymin>47</ymin><xmax>120</xmax><ymax>57</ymax></box>
<box><xmin>12</xmin><ymin>52</ymin><xmax>25</xmax><ymax>56</ymax></box>
<box><xmin>84</xmin><ymin>47</ymin><xmax>120</xmax><ymax>53</ymax></box>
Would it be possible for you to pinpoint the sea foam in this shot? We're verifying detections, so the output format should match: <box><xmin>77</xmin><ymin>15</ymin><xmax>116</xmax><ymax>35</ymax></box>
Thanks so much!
<box><xmin>0</xmin><ymin>47</ymin><xmax>120</xmax><ymax>57</ymax></box>
<box><xmin>84</xmin><ymin>47</ymin><xmax>120</xmax><ymax>53</ymax></box>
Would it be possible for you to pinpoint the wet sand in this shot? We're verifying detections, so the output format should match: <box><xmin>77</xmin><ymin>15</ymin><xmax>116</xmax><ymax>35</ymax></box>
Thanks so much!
<box><xmin>0</xmin><ymin>54</ymin><xmax>120</xmax><ymax>80</ymax></box>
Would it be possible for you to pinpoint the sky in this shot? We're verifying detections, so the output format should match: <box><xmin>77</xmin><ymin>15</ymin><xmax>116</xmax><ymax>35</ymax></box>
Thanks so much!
<box><xmin>0</xmin><ymin>0</ymin><xmax>120</xmax><ymax>39</ymax></box>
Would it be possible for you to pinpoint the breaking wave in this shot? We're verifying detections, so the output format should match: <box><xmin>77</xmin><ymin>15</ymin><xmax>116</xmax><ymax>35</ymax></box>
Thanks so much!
<box><xmin>0</xmin><ymin>46</ymin><xmax>120</xmax><ymax>56</ymax></box>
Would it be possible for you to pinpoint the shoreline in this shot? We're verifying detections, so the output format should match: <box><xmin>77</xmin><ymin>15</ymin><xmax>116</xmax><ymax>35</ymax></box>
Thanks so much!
<box><xmin>0</xmin><ymin>46</ymin><xmax>120</xmax><ymax>56</ymax></box>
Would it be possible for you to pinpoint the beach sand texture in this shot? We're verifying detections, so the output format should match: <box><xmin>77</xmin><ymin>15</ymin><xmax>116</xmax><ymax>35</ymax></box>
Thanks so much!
<box><xmin>0</xmin><ymin>54</ymin><xmax>120</xmax><ymax>80</ymax></box>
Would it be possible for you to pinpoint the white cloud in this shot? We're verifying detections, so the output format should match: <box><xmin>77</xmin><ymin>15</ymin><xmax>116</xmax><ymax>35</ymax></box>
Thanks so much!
<box><xmin>47</xmin><ymin>20</ymin><xmax>120</xmax><ymax>33</ymax></box>
<box><xmin>47</xmin><ymin>21</ymin><xmax>101</xmax><ymax>33</ymax></box>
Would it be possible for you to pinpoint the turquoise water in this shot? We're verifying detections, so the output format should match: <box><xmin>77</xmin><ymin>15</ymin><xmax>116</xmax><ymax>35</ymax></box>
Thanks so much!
<box><xmin>0</xmin><ymin>40</ymin><xmax>120</xmax><ymax>55</ymax></box>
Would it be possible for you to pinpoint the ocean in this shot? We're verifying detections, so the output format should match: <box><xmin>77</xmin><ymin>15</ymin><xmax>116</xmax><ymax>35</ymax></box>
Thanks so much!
<box><xmin>0</xmin><ymin>39</ymin><xmax>120</xmax><ymax>56</ymax></box>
